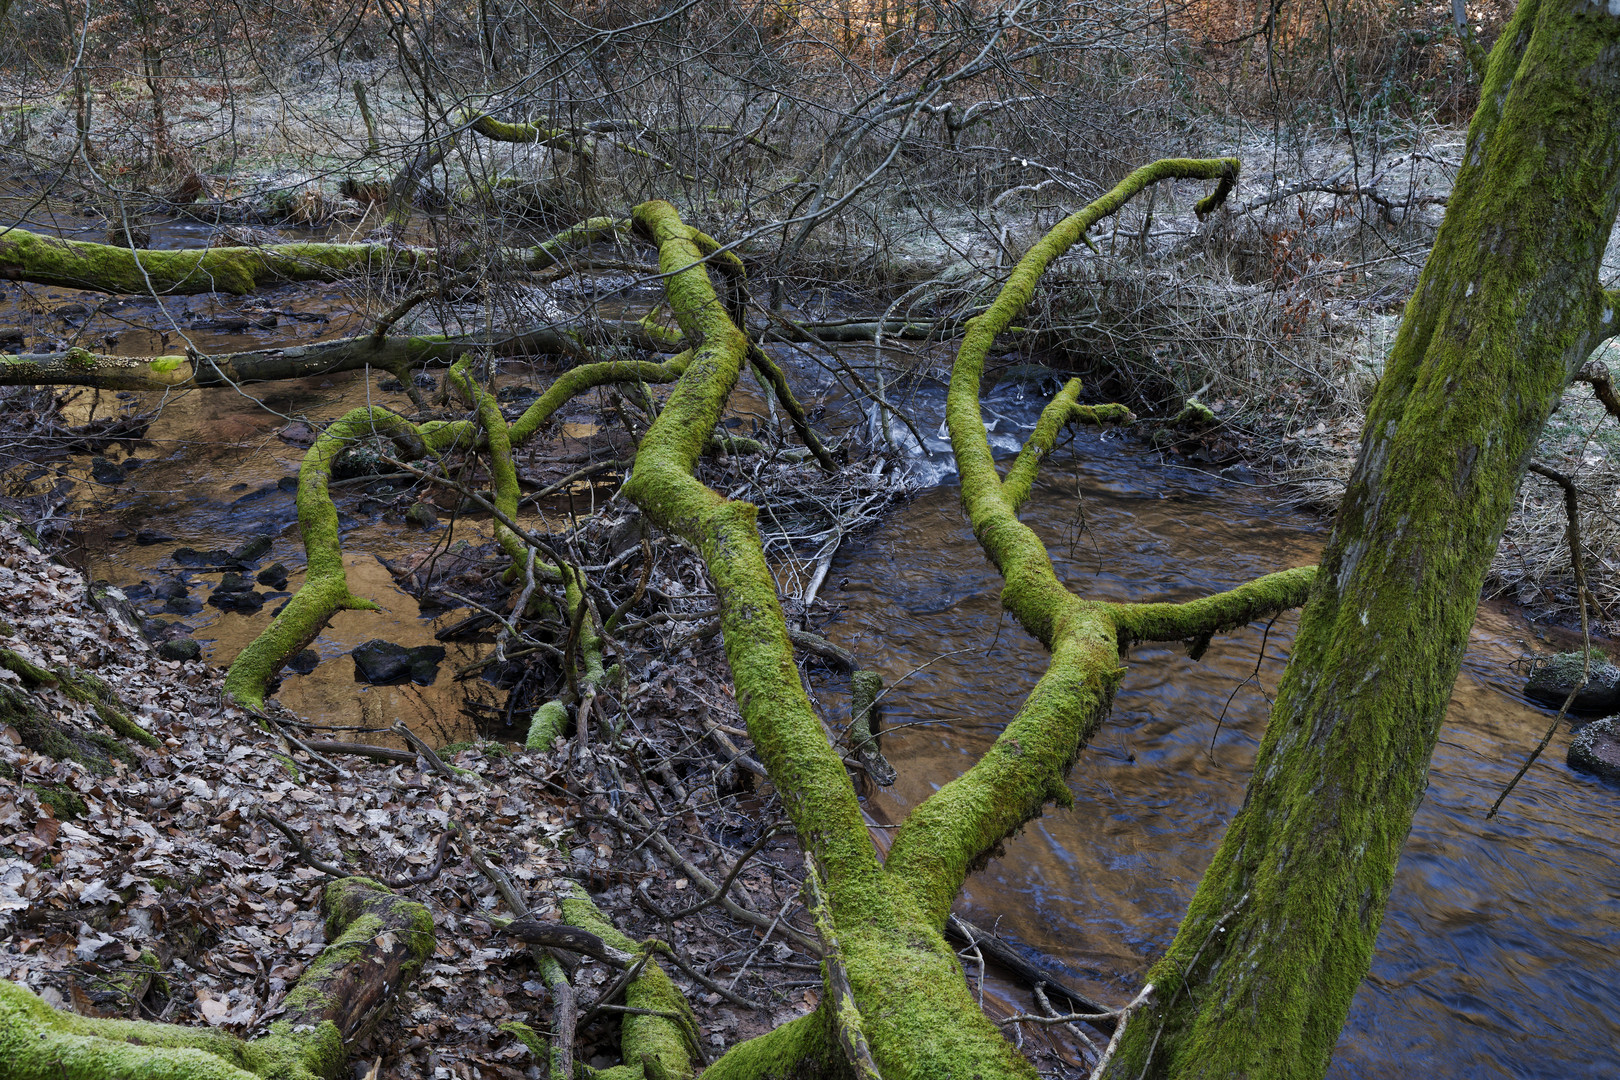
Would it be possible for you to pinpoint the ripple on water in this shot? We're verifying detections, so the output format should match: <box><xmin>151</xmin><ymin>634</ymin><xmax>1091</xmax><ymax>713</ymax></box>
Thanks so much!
<box><xmin>820</xmin><ymin>432</ymin><xmax>1620</xmax><ymax>1079</ymax></box>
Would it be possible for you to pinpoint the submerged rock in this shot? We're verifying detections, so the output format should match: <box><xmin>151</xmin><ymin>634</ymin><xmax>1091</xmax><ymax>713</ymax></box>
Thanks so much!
<box><xmin>208</xmin><ymin>588</ymin><xmax>265</xmax><ymax>613</ymax></box>
<box><xmin>230</xmin><ymin>535</ymin><xmax>273</xmax><ymax>564</ymax></box>
<box><xmin>353</xmin><ymin>640</ymin><xmax>411</xmax><ymax>683</ymax></box>
<box><xmin>256</xmin><ymin>562</ymin><xmax>290</xmax><ymax>590</ymax></box>
<box><xmin>135</xmin><ymin>529</ymin><xmax>175</xmax><ymax>546</ymax></box>
<box><xmin>173</xmin><ymin>547</ymin><xmax>240</xmax><ymax>570</ymax></box>
<box><xmin>90</xmin><ymin>457</ymin><xmax>124</xmax><ymax>485</ymax></box>
<box><xmin>404</xmin><ymin>502</ymin><xmax>438</xmax><ymax>529</ymax></box>
<box><xmin>157</xmin><ymin>638</ymin><xmax>202</xmax><ymax>662</ymax></box>
<box><xmin>352</xmin><ymin>640</ymin><xmax>445</xmax><ymax>684</ymax></box>
<box><xmin>215</xmin><ymin>572</ymin><xmax>254</xmax><ymax>593</ymax></box>
<box><xmin>1524</xmin><ymin>651</ymin><xmax>1620</xmax><ymax>715</ymax></box>
<box><xmin>407</xmin><ymin>645</ymin><xmax>445</xmax><ymax>685</ymax></box>
<box><xmin>286</xmin><ymin>649</ymin><xmax>320</xmax><ymax>675</ymax></box>
<box><xmin>1569</xmin><ymin>717</ymin><xmax>1620</xmax><ymax>782</ymax></box>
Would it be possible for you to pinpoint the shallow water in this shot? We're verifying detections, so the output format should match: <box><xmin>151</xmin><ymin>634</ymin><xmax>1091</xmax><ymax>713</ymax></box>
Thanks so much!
<box><xmin>818</xmin><ymin>427</ymin><xmax>1620</xmax><ymax>1078</ymax></box>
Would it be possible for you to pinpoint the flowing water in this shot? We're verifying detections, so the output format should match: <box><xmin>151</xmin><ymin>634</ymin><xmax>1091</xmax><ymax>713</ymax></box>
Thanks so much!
<box><xmin>2</xmin><ymin>204</ymin><xmax>1616</xmax><ymax>1072</ymax></box>
<box><xmin>816</xmin><ymin>417</ymin><xmax>1620</xmax><ymax>1078</ymax></box>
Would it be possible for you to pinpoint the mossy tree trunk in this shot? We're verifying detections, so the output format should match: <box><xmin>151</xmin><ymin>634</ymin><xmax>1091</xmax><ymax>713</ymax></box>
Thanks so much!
<box><xmin>1100</xmin><ymin>2</ymin><xmax>1620</xmax><ymax>1076</ymax></box>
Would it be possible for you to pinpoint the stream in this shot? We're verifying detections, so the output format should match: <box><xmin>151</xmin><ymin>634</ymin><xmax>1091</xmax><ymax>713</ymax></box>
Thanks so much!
<box><xmin>1</xmin><ymin>200</ymin><xmax>1616</xmax><ymax>1074</ymax></box>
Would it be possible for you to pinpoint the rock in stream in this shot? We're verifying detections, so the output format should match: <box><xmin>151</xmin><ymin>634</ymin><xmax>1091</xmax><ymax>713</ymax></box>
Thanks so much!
<box><xmin>1524</xmin><ymin>651</ymin><xmax>1620</xmax><ymax>715</ymax></box>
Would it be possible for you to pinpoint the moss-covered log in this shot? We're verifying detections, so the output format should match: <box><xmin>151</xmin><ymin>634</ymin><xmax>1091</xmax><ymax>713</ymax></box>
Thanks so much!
<box><xmin>0</xmin><ymin>219</ymin><xmax>625</xmax><ymax>297</ymax></box>
<box><xmin>0</xmin><ymin>877</ymin><xmax>432</xmax><ymax>1080</ymax></box>
<box><xmin>1100</xmin><ymin>3</ymin><xmax>1620</xmax><ymax>1076</ymax></box>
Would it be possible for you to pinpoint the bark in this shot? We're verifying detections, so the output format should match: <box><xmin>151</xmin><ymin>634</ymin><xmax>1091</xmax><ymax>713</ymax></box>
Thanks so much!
<box><xmin>0</xmin><ymin>877</ymin><xmax>433</xmax><ymax>1080</ymax></box>
<box><xmin>0</xmin><ymin>219</ymin><xmax>625</xmax><ymax>296</ymax></box>
<box><xmin>0</xmin><ymin>322</ymin><xmax>678</xmax><ymax>392</ymax></box>
<box><xmin>1101</xmin><ymin>3</ymin><xmax>1620</xmax><ymax>1076</ymax></box>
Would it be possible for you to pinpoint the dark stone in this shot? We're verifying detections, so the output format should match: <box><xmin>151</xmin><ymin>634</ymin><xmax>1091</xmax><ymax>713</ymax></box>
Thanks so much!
<box><xmin>407</xmin><ymin>645</ymin><xmax>446</xmax><ymax>685</ymax></box>
<box><xmin>173</xmin><ymin>547</ymin><xmax>240</xmax><ymax>569</ymax></box>
<box><xmin>157</xmin><ymin>638</ymin><xmax>202</xmax><ymax>662</ymax></box>
<box><xmin>496</xmin><ymin>384</ymin><xmax>539</xmax><ymax>402</ymax></box>
<box><xmin>162</xmin><ymin>596</ymin><xmax>203</xmax><ymax>616</ymax></box>
<box><xmin>230</xmin><ymin>486</ymin><xmax>278</xmax><ymax>508</ymax></box>
<box><xmin>378</xmin><ymin>378</ymin><xmax>406</xmax><ymax>392</ymax></box>
<box><xmin>1524</xmin><ymin>651</ymin><xmax>1620</xmax><ymax>715</ymax></box>
<box><xmin>230</xmin><ymin>535</ymin><xmax>273</xmax><ymax>564</ymax></box>
<box><xmin>414</xmin><ymin>371</ymin><xmax>437</xmax><ymax>388</ymax></box>
<box><xmin>286</xmin><ymin>649</ymin><xmax>320</xmax><ymax>675</ymax></box>
<box><xmin>121</xmin><ymin>582</ymin><xmax>153</xmax><ymax>602</ymax></box>
<box><xmin>140</xmin><ymin>618</ymin><xmax>170</xmax><ymax>639</ymax></box>
<box><xmin>136</xmin><ymin>529</ymin><xmax>175</xmax><ymax>546</ymax></box>
<box><xmin>208</xmin><ymin>588</ymin><xmax>264</xmax><ymax>613</ymax></box>
<box><xmin>154</xmin><ymin>576</ymin><xmax>188</xmax><ymax>600</ymax></box>
<box><xmin>257</xmin><ymin>562</ymin><xmax>290</xmax><ymax>589</ymax></box>
<box><xmin>216</xmin><ymin>572</ymin><xmax>253</xmax><ymax>593</ymax></box>
<box><xmin>1569</xmin><ymin>716</ymin><xmax>1620</xmax><ymax>782</ymax></box>
<box><xmin>356</xmin><ymin>498</ymin><xmax>389</xmax><ymax>515</ymax></box>
<box><xmin>276</xmin><ymin>475</ymin><xmax>300</xmax><ymax>492</ymax></box>
<box><xmin>90</xmin><ymin>457</ymin><xmax>125</xmax><ymax>485</ymax></box>
<box><xmin>278</xmin><ymin>421</ymin><xmax>318</xmax><ymax>447</ymax></box>
<box><xmin>353</xmin><ymin>639</ymin><xmax>412</xmax><ymax>683</ymax></box>
<box><xmin>404</xmin><ymin>502</ymin><xmax>438</xmax><ymax>529</ymax></box>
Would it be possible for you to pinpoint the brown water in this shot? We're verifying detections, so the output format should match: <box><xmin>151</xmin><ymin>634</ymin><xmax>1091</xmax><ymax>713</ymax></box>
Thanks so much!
<box><xmin>816</xmin><ymin>424</ymin><xmax>1620</xmax><ymax>1079</ymax></box>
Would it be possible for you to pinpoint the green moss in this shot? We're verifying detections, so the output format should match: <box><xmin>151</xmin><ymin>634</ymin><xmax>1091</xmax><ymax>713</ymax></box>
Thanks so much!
<box><xmin>526</xmin><ymin>701</ymin><xmax>570</xmax><ymax>750</ymax></box>
<box><xmin>28</xmin><ymin>784</ymin><xmax>86</xmax><ymax>820</ymax></box>
<box><xmin>0</xmin><ymin>978</ymin><xmax>260</xmax><ymax>1080</ymax></box>
<box><xmin>698</xmin><ymin>1012</ymin><xmax>836</xmax><ymax>1080</ymax></box>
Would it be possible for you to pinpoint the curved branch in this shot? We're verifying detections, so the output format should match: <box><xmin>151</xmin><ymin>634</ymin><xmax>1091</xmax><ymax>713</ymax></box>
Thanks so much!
<box><xmin>223</xmin><ymin>406</ymin><xmax>425</xmax><ymax>711</ymax></box>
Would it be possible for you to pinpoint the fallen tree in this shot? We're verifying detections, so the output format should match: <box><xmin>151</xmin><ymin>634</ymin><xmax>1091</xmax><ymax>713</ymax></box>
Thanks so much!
<box><xmin>0</xmin><ymin>876</ymin><xmax>433</xmax><ymax>1080</ymax></box>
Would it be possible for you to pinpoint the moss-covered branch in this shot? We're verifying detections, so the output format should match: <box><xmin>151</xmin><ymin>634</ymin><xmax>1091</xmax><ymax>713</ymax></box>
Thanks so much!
<box><xmin>1000</xmin><ymin>378</ymin><xmax>1131</xmax><ymax>512</ymax></box>
<box><xmin>559</xmin><ymin>885</ymin><xmax>698</xmax><ymax>1079</ymax></box>
<box><xmin>223</xmin><ymin>407</ymin><xmax>425</xmax><ymax>711</ymax></box>
<box><xmin>0</xmin><ymin>877</ymin><xmax>432</xmax><ymax>1080</ymax></box>
<box><xmin>886</xmin><ymin>159</ymin><xmax>1309</xmax><ymax>929</ymax></box>
<box><xmin>1108</xmin><ymin>567</ymin><xmax>1316</xmax><ymax>648</ymax></box>
<box><xmin>0</xmin><ymin>219</ymin><xmax>626</xmax><ymax>297</ymax></box>
<box><xmin>624</xmin><ymin>199</ymin><xmax>1038</xmax><ymax>1080</ymax></box>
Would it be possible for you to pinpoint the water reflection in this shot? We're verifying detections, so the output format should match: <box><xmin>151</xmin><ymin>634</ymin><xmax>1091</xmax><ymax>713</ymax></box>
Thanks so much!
<box><xmin>822</xmin><ymin>435</ymin><xmax>1620</xmax><ymax>1078</ymax></box>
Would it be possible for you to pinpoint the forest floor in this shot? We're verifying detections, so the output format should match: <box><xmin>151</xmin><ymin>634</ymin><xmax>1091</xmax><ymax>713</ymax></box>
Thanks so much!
<box><xmin>0</xmin><ymin>510</ymin><xmax>877</xmax><ymax>1079</ymax></box>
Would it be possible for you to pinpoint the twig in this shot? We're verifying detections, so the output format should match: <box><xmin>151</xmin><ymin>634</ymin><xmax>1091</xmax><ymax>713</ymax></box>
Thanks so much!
<box><xmin>1489</xmin><ymin>463</ymin><xmax>1594</xmax><ymax>817</ymax></box>
<box><xmin>642</xmin><ymin>824</ymin><xmax>787</xmax><ymax>920</ymax></box>
<box><xmin>392</xmin><ymin>720</ymin><xmax>474</xmax><ymax>782</ymax></box>
<box><xmin>1085</xmin><ymin>982</ymin><xmax>1155</xmax><ymax>1080</ymax></box>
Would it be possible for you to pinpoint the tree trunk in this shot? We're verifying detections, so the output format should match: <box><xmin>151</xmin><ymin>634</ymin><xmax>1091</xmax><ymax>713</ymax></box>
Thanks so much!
<box><xmin>1102</xmin><ymin>2</ymin><xmax>1620</xmax><ymax>1075</ymax></box>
